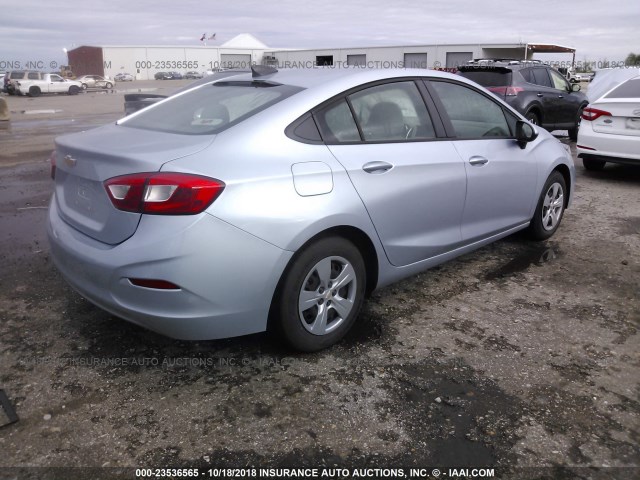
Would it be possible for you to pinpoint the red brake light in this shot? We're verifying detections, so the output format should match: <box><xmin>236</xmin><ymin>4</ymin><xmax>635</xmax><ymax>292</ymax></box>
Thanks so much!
<box><xmin>49</xmin><ymin>150</ymin><xmax>56</xmax><ymax>180</ymax></box>
<box><xmin>581</xmin><ymin>107</ymin><xmax>611</xmax><ymax>121</ymax></box>
<box><xmin>104</xmin><ymin>172</ymin><xmax>225</xmax><ymax>215</ymax></box>
<box><xmin>487</xmin><ymin>86</ymin><xmax>523</xmax><ymax>96</ymax></box>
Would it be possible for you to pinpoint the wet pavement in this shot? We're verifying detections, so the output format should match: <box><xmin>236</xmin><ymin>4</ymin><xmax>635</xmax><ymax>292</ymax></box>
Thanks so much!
<box><xmin>0</xmin><ymin>87</ymin><xmax>639</xmax><ymax>479</ymax></box>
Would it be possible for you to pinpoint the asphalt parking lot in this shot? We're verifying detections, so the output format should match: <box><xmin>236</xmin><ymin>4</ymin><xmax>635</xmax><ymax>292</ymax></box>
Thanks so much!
<box><xmin>0</xmin><ymin>81</ymin><xmax>638</xmax><ymax>479</ymax></box>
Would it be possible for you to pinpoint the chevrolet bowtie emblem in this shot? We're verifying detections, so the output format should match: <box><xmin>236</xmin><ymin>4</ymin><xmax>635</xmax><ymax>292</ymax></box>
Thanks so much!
<box><xmin>64</xmin><ymin>155</ymin><xmax>77</xmax><ymax>167</ymax></box>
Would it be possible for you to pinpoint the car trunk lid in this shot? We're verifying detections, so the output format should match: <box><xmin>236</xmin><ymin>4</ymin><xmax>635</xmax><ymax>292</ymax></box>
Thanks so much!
<box><xmin>53</xmin><ymin>123</ymin><xmax>215</xmax><ymax>244</ymax></box>
<box><xmin>591</xmin><ymin>100</ymin><xmax>640</xmax><ymax>137</ymax></box>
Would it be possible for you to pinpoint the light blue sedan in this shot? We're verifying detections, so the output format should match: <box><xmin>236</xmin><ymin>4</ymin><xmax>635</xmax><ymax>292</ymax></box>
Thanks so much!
<box><xmin>47</xmin><ymin>66</ymin><xmax>574</xmax><ymax>351</ymax></box>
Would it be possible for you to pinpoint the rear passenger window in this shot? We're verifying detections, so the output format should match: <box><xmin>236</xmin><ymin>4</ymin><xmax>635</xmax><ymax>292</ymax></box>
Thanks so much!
<box><xmin>430</xmin><ymin>81</ymin><xmax>511</xmax><ymax>139</ymax></box>
<box><xmin>315</xmin><ymin>99</ymin><xmax>361</xmax><ymax>143</ymax></box>
<box><xmin>348</xmin><ymin>81</ymin><xmax>435</xmax><ymax>141</ymax></box>
<box><xmin>520</xmin><ymin>68</ymin><xmax>533</xmax><ymax>83</ymax></box>
<box><xmin>27</xmin><ymin>72</ymin><xmax>40</xmax><ymax>80</ymax></box>
<box><xmin>532</xmin><ymin>68</ymin><xmax>552</xmax><ymax>88</ymax></box>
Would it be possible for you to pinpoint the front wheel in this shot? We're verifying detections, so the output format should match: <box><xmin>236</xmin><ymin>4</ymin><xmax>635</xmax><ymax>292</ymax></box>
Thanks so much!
<box><xmin>105</xmin><ymin>82</ymin><xmax>113</xmax><ymax>89</ymax></box>
<box><xmin>527</xmin><ymin>171</ymin><xmax>567</xmax><ymax>240</ymax></box>
<box><xmin>68</xmin><ymin>85</ymin><xmax>80</xmax><ymax>95</ymax></box>
<box><xmin>273</xmin><ymin>237</ymin><xmax>366</xmax><ymax>352</ymax></box>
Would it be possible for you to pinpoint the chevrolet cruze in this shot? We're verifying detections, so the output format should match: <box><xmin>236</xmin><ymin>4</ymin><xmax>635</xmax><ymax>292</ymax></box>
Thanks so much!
<box><xmin>47</xmin><ymin>67</ymin><xmax>575</xmax><ymax>351</ymax></box>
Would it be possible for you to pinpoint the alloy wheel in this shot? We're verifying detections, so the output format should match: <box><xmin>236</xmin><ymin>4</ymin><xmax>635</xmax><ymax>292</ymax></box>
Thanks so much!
<box><xmin>542</xmin><ymin>182</ymin><xmax>564</xmax><ymax>231</ymax></box>
<box><xmin>298</xmin><ymin>256</ymin><xmax>357</xmax><ymax>335</ymax></box>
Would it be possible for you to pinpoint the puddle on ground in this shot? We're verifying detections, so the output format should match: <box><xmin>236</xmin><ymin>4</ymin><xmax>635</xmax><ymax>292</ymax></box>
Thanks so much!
<box><xmin>485</xmin><ymin>244</ymin><xmax>561</xmax><ymax>281</ymax></box>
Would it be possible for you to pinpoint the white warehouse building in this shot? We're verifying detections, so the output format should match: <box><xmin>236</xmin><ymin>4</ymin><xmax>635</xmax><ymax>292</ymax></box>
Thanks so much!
<box><xmin>66</xmin><ymin>34</ymin><xmax>575</xmax><ymax>80</ymax></box>
<box><xmin>265</xmin><ymin>42</ymin><xmax>575</xmax><ymax>70</ymax></box>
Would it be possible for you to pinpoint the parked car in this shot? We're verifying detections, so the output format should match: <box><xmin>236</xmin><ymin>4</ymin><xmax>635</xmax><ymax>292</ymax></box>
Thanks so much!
<box><xmin>184</xmin><ymin>71</ymin><xmax>203</xmax><ymax>79</ymax></box>
<box><xmin>15</xmin><ymin>73</ymin><xmax>83</xmax><ymax>96</ymax></box>
<box><xmin>458</xmin><ymin>60</ymin><xmax>588</xmax><ymax>141</ymax></box>
<box><xmin>170</xmin><ymin>71</ymin><xmax>183</xmax><ymax>80</ymax></box>
<box><xmin>47</xmin><ymin>67</ymin><xmax>574</xmax><ymax>351</ymax></box>
<box><xmin>154</xmin><ymin>72</ymin><xmax>172</xmax><ymax>80</ymax></box>
<box><xmin>4</xmin><ymin>70</ymin><xmax>44</xmax><ymax>95</ymax></box>
<box><xmin>577</xmin><ymin>75</ymin><xmax>640</xmax><ymax>170</ymax></box>
<box><xmin>77</xmin><ymin>75</ymin><xmax>113</xmax><ymax>89</ymax></box>
<box><xmin>115</xmin><ymin>73</ymin><xmax>134</xmax><ymax>82</ymax></box>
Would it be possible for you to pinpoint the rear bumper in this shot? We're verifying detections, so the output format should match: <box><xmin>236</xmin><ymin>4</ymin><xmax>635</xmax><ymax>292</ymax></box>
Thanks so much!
<box><xmin>47</xmin><ymin>198</ymin><xmax>293</xmax><ymax>340</ymax></box>
<box><xmin>577</xmin><ymin>123</ymin><xmax>640</xmax><ymax>164</ymax></box>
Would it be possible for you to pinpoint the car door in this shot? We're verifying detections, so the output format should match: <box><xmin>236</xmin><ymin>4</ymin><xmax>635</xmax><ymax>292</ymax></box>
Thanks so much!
<box><xmin>426</xmin><ymin>79</ymin><xmax>538</xmax><ymax>243</ymax></box>
<box><xmin>548</xmin><ymin>68</ymin><xmax>582</xmax><ymax>127</ymax></box>
<box><xmin>316</xmin><ymin>80</ymin><xmax>467</xmax><ymax>267</ymax></box>
<box><xmin>527</xmin><ymin>67</ymin><xmax>559</xmax><ymax>127</ymax></box>
<box><xmin>48</xmin><ymin>74</ymin><xmax>67</xmax><ymax>93</ymax></box>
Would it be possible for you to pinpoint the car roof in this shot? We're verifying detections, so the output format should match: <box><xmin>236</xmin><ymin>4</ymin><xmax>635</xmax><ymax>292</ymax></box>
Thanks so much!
<box><xmin>460</xmin><ymin>59</ymin><xmax>548</xmax><ymax>71</ymax></box>
<box><xmin>200</xmin><ymin>67</ymin><xmax>467</xmax><ymax>90</ymax></box>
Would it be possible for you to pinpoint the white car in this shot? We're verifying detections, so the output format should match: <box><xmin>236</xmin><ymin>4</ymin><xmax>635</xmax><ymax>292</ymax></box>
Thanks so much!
<box><xmin>115</xmin><ymin>73</ymin><xmax>134</xmax><ymax>82</ymax></box>
<box><xmin>577</xmin><ymin>75</ymin><xmax>640</xmax><ymax>170</ymax></box>
<box><xmin>77</xmin><ymin>75</ymin><xmax>114</xmax><ymax>89</ymax></box>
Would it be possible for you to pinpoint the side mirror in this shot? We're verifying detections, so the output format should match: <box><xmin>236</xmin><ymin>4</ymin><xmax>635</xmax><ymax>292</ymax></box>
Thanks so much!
<box><xmin>571</xmin><ymin>83</ymin><xmax>581</xmax><ymax>92</ymax></box>
<box><xmin>516</xmin><ymin>120</ymin><xmax>538</xmax><ymax>149</ymax></box>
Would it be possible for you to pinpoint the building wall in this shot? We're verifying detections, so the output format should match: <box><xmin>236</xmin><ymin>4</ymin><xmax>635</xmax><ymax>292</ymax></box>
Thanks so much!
<box><xmin>266</xmin><ymin>44</ymin><xmax>526</xmax><ymax>70</ymax></box>
<box><xmin>101</xmin><ymin>47</ymin><xmax>267</xmax><ymax>80</ymax></box>
<box><xmin>68</xmin><ymin>43</ymin><xmax>530</xmax><ymax>80</ymax></box>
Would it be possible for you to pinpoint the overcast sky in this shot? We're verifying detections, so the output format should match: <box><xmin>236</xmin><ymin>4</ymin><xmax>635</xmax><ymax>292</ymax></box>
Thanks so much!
<box><xmin>1</xmin><ymin>0</ymin><xmax>639</xmax><ymax>68</ymax></box>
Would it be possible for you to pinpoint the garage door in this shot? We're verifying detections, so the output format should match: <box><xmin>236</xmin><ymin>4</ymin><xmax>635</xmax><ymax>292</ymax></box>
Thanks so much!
<box><xmin>404</xmin><ymin>53</ymin><xmax>428</xmax><ymax>69</ymax></box>
<box><xmin>347</xmin><ymin>54</ymin><xmax>366</xmax><ymax>66</ymax></box>
<box><xmin>446</xmin><ymin>52</ymin><xmax>473</xmax><ymax>69</ymax></box>
<box><xmin>220</xmin><ymin>54</ymin><xmax>252</xmax><ymax>69</ymax></box>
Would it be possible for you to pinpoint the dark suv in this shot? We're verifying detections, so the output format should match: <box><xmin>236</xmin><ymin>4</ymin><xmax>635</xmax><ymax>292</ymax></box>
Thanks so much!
<box><xmin>458</xmin><ymin>60</ymin><xmax>588</xmax><ymax>141</ymax></box>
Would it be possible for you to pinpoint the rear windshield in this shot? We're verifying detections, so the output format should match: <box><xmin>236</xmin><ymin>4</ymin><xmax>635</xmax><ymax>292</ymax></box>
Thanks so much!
<box><xmin>458</xmin><ymin>69</ymin><xmax>512</xmax><ymax>87</ymax></box>
<box><xmin>120</xmin><ymin>81</ymin><xmax>303</xmax><ymax>135</ymax></box>
<box><xmin>605</xmin><ymin>78</ymin><xmax>640</xmax><ymax>99</ymax></box>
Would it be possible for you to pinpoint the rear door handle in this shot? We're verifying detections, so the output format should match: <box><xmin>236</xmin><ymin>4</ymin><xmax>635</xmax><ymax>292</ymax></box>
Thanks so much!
<box><xmin>536</xmin><ymin>93</ymin><xmax>544</xmax><ymax>97</ymax></box>
<box><xmin>469</xmin><ymin>156</ymin><xmax>489</xmax><ymax>166</ymax></box>
<box><xmin>362</xmin><ymin>161</ymin><xmax>393</xmax><ymax>174</ymax></box>
<box><xmin>558</xmin><ymin>95</ymin><xmax>564</xmax><ymax>98</ymax></box>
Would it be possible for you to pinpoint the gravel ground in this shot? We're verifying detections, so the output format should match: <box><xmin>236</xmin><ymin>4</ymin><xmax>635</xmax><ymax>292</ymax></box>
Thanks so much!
<box><xmin>0</xmin><ymin>84</ymin><xmax>638</xmax><ymax>479</ymax></box>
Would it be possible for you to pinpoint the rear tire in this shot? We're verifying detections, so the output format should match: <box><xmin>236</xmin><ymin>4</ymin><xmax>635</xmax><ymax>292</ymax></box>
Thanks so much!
<box><xmin>81</xmin><ymin>83</ymin><xmax>88</xmax><ymax>90</ymax></box>
<box><xmin>525</xmin><ymin>109</ymin><xmax>540</xmax><ymax>126</ymax></box>
<box><xmin>583</xmin><ymin>158</ymin><xmax>606</xmax><ymax>171</ymax></box>
<box><xmin>273</xmin><ymin>236</ymin><xmax>366</xmax><ymax>352</ymax></box>
<box><xmin>527</xmin><ymin>171</ymin><xmax>567</xmax><ymax>241</ymax></box>
<box><xmin>28</xmin><ymin>86</ymin><xmax>41</xmax><ymax>97</ymax></box>
<box><xmin>568</xmin><ymin>106</ymin><xmax>584</xmax><ymax>141</ymax></box>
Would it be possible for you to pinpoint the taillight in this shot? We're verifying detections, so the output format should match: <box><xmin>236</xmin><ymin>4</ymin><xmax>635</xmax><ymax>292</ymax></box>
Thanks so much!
<box><xmin>487</xmin><ymin>86</ymin><xmax>523</xmax><ymax>96</ymax></box>
<box><xmin>581</xmin><ymin>107</ymin><xmax>611</xmax><ymax>121</ymax></box>
<box><xmin>49</xmin><ymin>150</ymin><xmax>56</xmax><ymax>180</ymax></box>
<box><xmin>104</xmin><ymin>172</ymin><xmax>225</xmax><ymax>215</ymax></box>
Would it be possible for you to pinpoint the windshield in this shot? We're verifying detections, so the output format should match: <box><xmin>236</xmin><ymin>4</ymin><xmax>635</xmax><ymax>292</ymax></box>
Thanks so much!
<box><xmin>120</xmin><ymin>81</ymin><xmax>303</xmax><ymax>135</ymax></box>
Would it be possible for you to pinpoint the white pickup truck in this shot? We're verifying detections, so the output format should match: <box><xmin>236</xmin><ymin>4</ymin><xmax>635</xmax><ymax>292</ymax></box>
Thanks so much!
<box><xmin>15</xmin><ymin>73</ymin><xmax>84</xmax><ymax>97</ymax></box>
